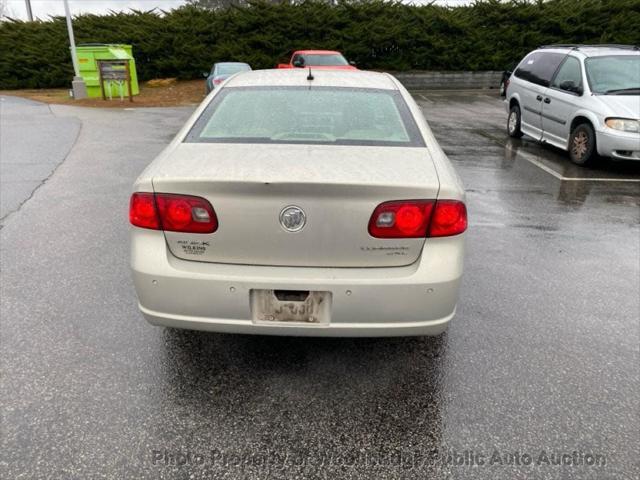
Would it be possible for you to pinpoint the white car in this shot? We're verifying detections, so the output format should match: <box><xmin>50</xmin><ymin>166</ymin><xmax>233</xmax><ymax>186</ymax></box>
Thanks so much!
<box><xmin>129</xmin><ymin>69</ymin><xmax>466</xmax><ymax>337</ymax></box>
<box><xmin>506</xmin><ymin>44</ymin><xmax>640</xmax><ymax>165</ymax></box>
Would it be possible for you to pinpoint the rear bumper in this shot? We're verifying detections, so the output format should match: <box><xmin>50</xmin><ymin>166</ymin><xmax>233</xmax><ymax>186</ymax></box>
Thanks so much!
<box><xmin>596</xmin><ymin>128</ymin><xmax>640</xmax><ymax>161</ymax></box>
<box><xmin>140</xmin><ymin>304</ymin><xmax>456</xmax><ymax>337</ymax></box>
<box><xmin>131</xmin><ymin>229</ymin><xmax>464</xmax><ymax>337</ymax></box>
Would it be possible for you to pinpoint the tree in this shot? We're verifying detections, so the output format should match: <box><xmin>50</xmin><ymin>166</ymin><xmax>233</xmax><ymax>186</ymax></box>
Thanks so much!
<box><xmin>186</xmin><ymin>0</ymin><xmax>288</xmax><ymax>10</ymax></box>
<box><xmin>187</xmin><ymin>0</ymin><xmax>251</xmax><ymax>9</ymax></box>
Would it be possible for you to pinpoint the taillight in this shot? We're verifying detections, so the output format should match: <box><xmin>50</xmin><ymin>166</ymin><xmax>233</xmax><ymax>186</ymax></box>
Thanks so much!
<box><xmin>368</xmin><ymin>200</ymin><xmax>466</xmax><ymax>238</ymax></box>
<box><xmin>213</xmin><ymin>78</ymin><xmax>223</xmax><ymax>85</ymax></box>
<box><xmin>129</xmin><ymin>192</ymin><xmax>218</xmax><ymax>233</ymax></box>
<box><xmin>428</xmin><ymin>200</ymin><xmax>467</xmax><ymax>237</ymax></box>
<box><xmin>368</xmin><ymin>200</ymin><xmax>434</xmax><ymax>238</ymax></box>
<box><xmin>129</xmin><ymin>192</ymin><xmax>159</xmax><ymax>230</ymax></box>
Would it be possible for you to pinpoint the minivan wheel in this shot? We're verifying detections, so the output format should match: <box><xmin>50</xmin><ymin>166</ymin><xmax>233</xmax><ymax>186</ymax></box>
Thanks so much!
<box><xmin>507</xmin><ymin>105</ymin><xmax>523</xmax><ymax>138</ymax></box>
<box><xmin>569</xmin><ymin>123</ymin><xmax>597</xmax><ymax>166</ymax></box>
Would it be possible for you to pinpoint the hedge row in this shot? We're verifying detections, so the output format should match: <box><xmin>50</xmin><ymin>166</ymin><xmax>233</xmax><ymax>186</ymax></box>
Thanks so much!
<box><xmin>1</xmin><ymin>0</ymin><xmax>639</xmax><ymax>89</ymax></box>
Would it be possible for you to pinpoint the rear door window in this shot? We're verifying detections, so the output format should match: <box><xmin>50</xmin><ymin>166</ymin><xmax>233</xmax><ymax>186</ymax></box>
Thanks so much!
<box><xmin>515</xmin><ymin>52</ymin><xmax>567</xmax><ymax>87</ymax></box>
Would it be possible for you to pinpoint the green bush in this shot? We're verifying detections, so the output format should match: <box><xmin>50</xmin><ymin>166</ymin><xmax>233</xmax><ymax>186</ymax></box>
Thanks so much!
<box><xmin>1</xmin><ymin>0</ymin><xmax>638</xmax><ymax>89</ymax></box>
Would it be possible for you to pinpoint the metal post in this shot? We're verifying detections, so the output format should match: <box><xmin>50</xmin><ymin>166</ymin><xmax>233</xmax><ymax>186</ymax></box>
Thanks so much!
<box><xmin>25</xmin><ymin>0</ymin><xmax>33</xmax><ymax>21</ymax></box>
<box><xmin>63</xmin><ymin>0</ymin><xmax>79</xmax><ymax>77</ymax></box>
<box><xmin>63</xmin><ymin>0</ymin><xmax>87</xmax><ymax>99</ymax></box>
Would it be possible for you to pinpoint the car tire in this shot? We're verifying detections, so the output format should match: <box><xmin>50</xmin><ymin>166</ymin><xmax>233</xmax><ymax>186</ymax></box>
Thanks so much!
<box><xmin>569</xmin><ymin>123</ymin><xmax>597</xmax><ymax>166</ymax></box>
<box><xmin>507</xmin><ymin>104</ymin><xmax>523</xmax><ymax>138</ymax></box>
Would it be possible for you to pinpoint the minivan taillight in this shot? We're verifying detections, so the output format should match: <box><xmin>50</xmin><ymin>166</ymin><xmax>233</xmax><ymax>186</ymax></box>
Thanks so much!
<box><xmin>368</xmin><ymin>200</ymin><xmax>466</xmax><ymax>238</ymax></box>
<box><xmin>129</xmin><ymin>192</ymin><xmax>218</xmax><ymax>233</ymax></box>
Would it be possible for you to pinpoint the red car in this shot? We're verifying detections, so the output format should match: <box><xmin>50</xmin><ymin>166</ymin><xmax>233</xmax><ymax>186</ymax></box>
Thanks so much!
<box><xmin>277</xmin><ymin>50</ymin><xmax>357</xmax><ymax>70</ymax></box>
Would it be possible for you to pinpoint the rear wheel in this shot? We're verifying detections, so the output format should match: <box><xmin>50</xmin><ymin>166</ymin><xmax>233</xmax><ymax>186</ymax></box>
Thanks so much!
<box><xmin>507</xmin><ymin>104</ymin><xmax>523</xmax><ymax>138</ymax></box>
<box><xmin>569</xmin><ymin>123</ymin><xmax>597</xmax><ymax>166</ymax></box>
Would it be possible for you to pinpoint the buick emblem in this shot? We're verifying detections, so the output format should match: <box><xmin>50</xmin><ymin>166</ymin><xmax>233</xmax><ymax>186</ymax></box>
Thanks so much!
<box><xmin>279</xmin><ymin>205</ymin><xmax>306</xmax><ymax>232</ymax></box>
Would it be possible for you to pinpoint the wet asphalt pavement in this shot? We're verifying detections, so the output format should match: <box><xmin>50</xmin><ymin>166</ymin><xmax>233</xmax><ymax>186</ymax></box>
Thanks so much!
<box><xmin>0</xmin><ymin>97</ymin><xmax>80</xmax><ymax>219</ymax></box>
<box><xmin>1</xmin><ymin>91</ymin><xmax>639</xmax><ymax>479</ymax></box>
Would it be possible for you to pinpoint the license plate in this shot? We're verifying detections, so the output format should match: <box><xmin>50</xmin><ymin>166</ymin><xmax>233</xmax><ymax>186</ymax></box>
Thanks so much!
<box><xmin>250</xmin><ymin>290</ymin><xmax>331</xmax><ymax>325</ymax></box>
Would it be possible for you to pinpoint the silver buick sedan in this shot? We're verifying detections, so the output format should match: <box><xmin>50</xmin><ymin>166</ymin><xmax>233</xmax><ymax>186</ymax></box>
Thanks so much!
<box><xmin>130</xmin><ymin>69</ymin><xmax>466</xmax><ymax>337</ymax></box>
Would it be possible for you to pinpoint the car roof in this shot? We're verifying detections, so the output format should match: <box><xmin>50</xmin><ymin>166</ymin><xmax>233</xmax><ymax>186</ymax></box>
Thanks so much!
<box><xmin>224</xmin><ymin>68</ymin><xmax>398</xmax><ymax>90</ymax></box>
<box><xmin>537</xmin><ymin>44</ymin><xmax>639</xmax><ymax>58</ymax></box>
<box><xmin>294</xmin><ymin>50</ymin><xmax>342</xmax><ymax>55</ymax></box>
<box><xmin>214</xmin><ymin>62</ymin><xmax>250</xmax><ymax>66</ymax></box>
<box><xmin>575</xmin><ymin>47</ymin><xmax>639</xmax><ymax>57</ymax></box>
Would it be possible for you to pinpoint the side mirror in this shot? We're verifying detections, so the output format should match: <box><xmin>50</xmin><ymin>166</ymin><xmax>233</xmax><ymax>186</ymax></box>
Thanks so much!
<box><xmin>560</xmin><ymin>80</ymin><xmax>583</xmax><ymax>95</ymax></box>
<box><xmin>292</xmin><ymin>59</ymin><xmax>305</xmax><ymax>68</ymax></box>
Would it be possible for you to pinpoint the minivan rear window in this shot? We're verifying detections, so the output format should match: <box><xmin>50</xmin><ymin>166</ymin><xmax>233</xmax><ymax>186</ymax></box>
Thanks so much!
<box><xmin>515</xmin><ymin>52</ymin><xmax>567</xmax><ymax>87</ymax></box>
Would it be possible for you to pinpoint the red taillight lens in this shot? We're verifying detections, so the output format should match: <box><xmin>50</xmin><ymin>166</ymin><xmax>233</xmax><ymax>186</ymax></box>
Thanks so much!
<box><xmin>368</xmin><ymin>199</ymin><xmax>467</xmax><ymax>238</ymax></box>
<box><xmin>213</xmin><ymin>78</ymin><xmax>223</xmax><ymax>85</ymax></box>
<box><xmin>368</xmin><ymin>200</ymin><xmax>435</xmax><ymax>238</ymax></box>
<box><xmin>129</xmin><ymin>193</ymin><xmax>218</xmax><ymax>233</ymax></box>
<box><xmin>429</xmin><ymin>200</ymin><xmax>467</xmax><ymax>237</ymax></box>
<box><xmin>155</xmin><ymin>193</ymin><xmax>217</xmax><ymax>233</ymax></box>
<box><xmin>129</xmin><ymin>192</ymin><xmax>160</xmax><ymax>230</ymax></box>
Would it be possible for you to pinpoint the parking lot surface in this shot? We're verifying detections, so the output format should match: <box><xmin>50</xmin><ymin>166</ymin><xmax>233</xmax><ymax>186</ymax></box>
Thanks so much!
<box><xmin>0</xmin><ymin>96</ymin><xmax>81</xmax><ymax>219</ymax></box>
<box><xmin>1</xmin><ymin>91</ymin><xmax>638</xmax><ymax>479</ymax></box>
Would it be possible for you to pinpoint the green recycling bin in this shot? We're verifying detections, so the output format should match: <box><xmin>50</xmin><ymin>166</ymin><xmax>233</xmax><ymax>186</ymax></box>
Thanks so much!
<box><xmin>75</xmin><ymin>44</ymin><xmax>139</xmax><ymax>98</ymax></box>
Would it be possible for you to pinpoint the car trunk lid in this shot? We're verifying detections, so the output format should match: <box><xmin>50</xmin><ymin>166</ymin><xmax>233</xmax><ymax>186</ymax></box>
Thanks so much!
<box><xmin>151</xmin><ymin>143</ymin><xmax>440</xmax><ymax>267</ymax></box>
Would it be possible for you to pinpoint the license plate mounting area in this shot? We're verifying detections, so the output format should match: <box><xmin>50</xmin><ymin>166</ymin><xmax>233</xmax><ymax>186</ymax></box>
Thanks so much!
<box><xmin>250</xmin><ymin>289</ymin><xmax>331</xmax><ymax>325</ymax></box>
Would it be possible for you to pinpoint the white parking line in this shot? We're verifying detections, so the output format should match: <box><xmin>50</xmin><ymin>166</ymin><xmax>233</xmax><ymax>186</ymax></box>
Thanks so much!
<box><xmin>418</xmin><ymin>94</ymin><xmax>433</xmax><ymax>103</ymax></box>
<box><xmin>474</xmin><ymin>128</ymin><xmax>640</xmax><ymax>183</ymax></box>
<box><xmin>515</xmin><ymin>148</ymin><xmax>640</xmax><ymax>183</ymax></box>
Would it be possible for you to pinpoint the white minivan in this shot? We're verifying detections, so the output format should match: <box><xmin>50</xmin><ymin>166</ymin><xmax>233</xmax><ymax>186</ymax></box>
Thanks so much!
<box><xmin>505</xmin><ymin>44</ymin><xmax>640</xmax><ymax>165</ymax></box>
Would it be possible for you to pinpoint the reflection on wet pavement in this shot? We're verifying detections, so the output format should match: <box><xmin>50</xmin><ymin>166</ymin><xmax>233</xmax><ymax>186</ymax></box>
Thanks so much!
<box><xmin>414</xmin><ymin>90</ymin><xmax>640</xmax><ymax>209</ymax></box>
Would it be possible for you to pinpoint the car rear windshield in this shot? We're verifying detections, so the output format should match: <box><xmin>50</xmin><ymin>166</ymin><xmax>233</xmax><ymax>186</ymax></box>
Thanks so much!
<box><xmin>585</xmin><ymin>55</ymin><xmax>640</xmax><ymax>94</ymax></box>
<box><xmin>216</xmin><ymin>64</ymin><xmax>250</xmax><ymax>76</ymax></box>
<box><xmin>185</xmin><ymin>87</ymin><xmax>424</xmax><ymax>147</ymax></box>
<box><xmin>300</xmin><ymin>54</ymin><xmax>349</xmax><ymax>66</ymax></box>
